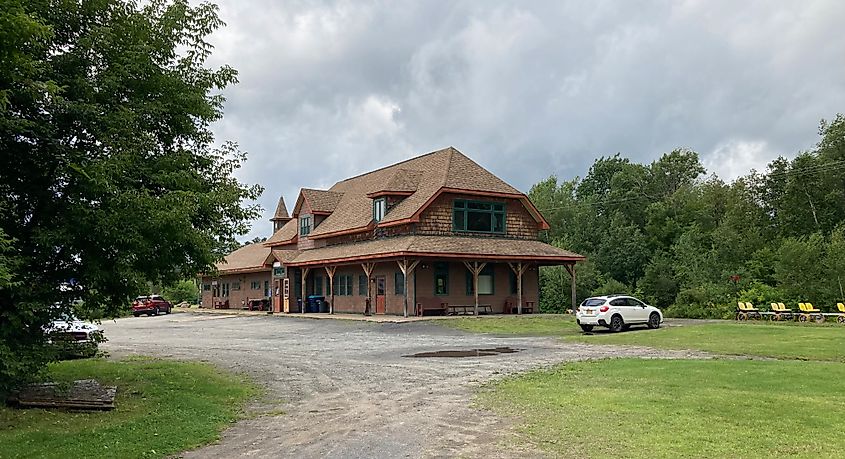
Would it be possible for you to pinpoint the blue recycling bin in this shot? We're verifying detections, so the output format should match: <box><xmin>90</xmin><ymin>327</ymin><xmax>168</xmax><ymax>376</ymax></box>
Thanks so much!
<box><xmin>306</xmin><ymin>295</ymin><xmax>325</xmax><ymax>313</ymax></box>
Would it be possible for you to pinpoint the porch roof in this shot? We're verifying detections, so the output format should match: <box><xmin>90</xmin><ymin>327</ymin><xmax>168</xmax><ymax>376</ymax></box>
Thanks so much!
<box><xmin>283</xmin><ymin>235</ymin><xmax>584</xmax><ymax>267</ymax></box>
<box><xmin>214</xmin><ymin>242</ymin><xmax>272</xmax><ymax>274</ymax></box>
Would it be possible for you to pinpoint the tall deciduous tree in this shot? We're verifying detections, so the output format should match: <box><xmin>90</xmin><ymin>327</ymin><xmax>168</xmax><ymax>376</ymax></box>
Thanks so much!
<box><xmin>0</xmin><ymin>0</ymin><xmax>261</xmax><ymax>396</ymax></box>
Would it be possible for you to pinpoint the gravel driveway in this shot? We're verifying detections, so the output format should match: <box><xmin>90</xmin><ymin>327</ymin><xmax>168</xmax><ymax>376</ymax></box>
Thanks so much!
<box><xmin>100</xmin><ymin>313</ymin><xmax>706</xmax><ymax>458</ymax></box>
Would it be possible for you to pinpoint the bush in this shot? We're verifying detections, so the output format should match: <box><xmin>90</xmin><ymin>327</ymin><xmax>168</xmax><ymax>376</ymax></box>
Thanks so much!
<box><xmin>739</xmin><ymin>282</ymin><xmax>790</xmax><ymax>309</ymax></box>
<box><xmin>592</xmin><ymin>278</ymin><xmax>630</xmax><ymax>297</ymax></box>
<box><xmin>162</xmin><ymin>280</ymin><xmax>199</xmax><ymax>305</ymax></box>
<box><xmin>665</xmin><ymin>283</ymin><xmax>735</xmax><ymax>319</ymax></box>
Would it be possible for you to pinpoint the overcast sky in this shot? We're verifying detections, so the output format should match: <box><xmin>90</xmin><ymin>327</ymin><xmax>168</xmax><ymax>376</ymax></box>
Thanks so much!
<box><xmin>204</xmin><ymin>0</ymin><xmax>845</xmax><ymax>241</ymax></box>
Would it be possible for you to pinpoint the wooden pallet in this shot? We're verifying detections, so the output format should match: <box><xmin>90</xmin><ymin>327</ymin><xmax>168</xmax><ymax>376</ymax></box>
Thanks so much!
<box><xmin>9</xmin><ymin>379</ymin><xmax>116</xmax><ymax>410</ymax></box>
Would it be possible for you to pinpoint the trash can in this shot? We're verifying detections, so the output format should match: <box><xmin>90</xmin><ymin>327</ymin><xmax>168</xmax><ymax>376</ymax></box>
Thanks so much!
<box><xmin>306</xmin><ymin>295</ymin><xmax>325</xmax><ymax>313</ymax></box>
<box><xmin>296</xmin><ymin>298</ymin><xmax>303</xmax><ymax>313</ymax></box>
<box><xmin>319</xmin><ymin>297</ymin><xmax>329</xmax><ymax>313</ymax></box>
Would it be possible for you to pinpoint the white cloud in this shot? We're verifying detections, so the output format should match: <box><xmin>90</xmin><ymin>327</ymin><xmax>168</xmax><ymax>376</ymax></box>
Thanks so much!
<box><xmin>704</xmin><ymin>140</ymin><xmax>773</xmax><ymax>181</ymax></box>
<box><xmin>201</xmin><ymin>0</ymin><xmax>845</xmax><ymax>241</ymax></box>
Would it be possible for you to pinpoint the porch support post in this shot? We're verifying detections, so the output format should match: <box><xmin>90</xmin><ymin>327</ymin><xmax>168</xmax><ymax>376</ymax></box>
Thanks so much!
<box><xmin>361</xmin><ymin>262</ymin><xmax>376</xmax><ymax>316</ymax></box>
<box><xmin>324</xmin><ymin>265</ymin><xmax>337</xmax><ymax>314</ymax></box>
<box><xmin>300</xmin><ymin>267</ymin><xmax>310</xmax><ymax>314</ymax></box>
<box><xmin>463</xmin><ymin>261</ymin><xmax>487</xmax><ymax>316</ymax></box>
<box><xmin>564</xmin><ymin>263</ymin><xmax>577</xmax><ymax>313</ymax></box>
<box><xmin>397</xmin><ymin>259</ymin><xmax>420</xmax><ymax>318</ymax></box>
<box><xmin>508</xmin><ymin>262</ymin><xmax>529</xmax><ymax>315</ymax></box>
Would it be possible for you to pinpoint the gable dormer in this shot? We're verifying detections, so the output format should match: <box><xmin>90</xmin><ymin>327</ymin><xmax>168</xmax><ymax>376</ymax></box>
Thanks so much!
<box><xmin>366</xmin><ymin>169</ymin><xmax>422</xmax><ymax>223</ymax></box>
<box><xmin>292</xmin><ymin>188</ymin><xmax>344</xmax><ymax>237</ymax></box>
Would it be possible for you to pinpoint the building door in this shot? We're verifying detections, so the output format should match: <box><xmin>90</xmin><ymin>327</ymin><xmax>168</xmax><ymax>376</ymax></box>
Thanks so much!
<box><xmin>375</xmin><ymin>276</ymin><xmax>386</xmax><ymax>314</ymax></box>
<box><xmin>273</xmin><ymin>279</ymin><xmax>281</xmax><ymax>312</ymax></box>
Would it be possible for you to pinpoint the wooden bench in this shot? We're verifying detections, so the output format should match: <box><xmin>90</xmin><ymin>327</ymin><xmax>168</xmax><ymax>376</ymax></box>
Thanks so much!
<box><xmin>448</xmin><ymin>304</ymin><xmax>492</xmax><ymax>315</ymax></box>
<box><xmin>213</xmin><ymin>299</ymin><xmax>229</xmax><ymax>309</ymax></box>
<box><xmin>504</xmin><ymin>300</ymin><xmax>534</xmax><ymax>314</ymax></box>
<box><xmin>417</xmin><ymin>301</ymin><xmax>448</xmax><ymax>316</ymax></box>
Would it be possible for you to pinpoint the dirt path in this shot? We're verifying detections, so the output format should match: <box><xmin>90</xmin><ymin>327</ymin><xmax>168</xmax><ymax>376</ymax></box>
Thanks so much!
<box><xmin>100</xmin><ymin>313</ymin><xmax>708</xmax><ymax>458</ymax></box>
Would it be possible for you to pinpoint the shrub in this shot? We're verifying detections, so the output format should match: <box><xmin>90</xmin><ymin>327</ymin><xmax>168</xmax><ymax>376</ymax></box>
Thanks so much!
<box><xmin>162</xmin><ymin>280</ymin><xmax>199</xmax><ymax>305</ymax></box>
<box><xmin>665</xmin><ymin>283</ymin><xmax>735</xmax><ymax>319</ymax></box>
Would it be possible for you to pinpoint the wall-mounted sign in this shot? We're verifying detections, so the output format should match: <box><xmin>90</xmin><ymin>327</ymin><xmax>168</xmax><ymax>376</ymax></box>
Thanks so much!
<box><xmin>273</xmin><ymin>266</ymin><xmax>286</xmax><ymax>278</ymax></box>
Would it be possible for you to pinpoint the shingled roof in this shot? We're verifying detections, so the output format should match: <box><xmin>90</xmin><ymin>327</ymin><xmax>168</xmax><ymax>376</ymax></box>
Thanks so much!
<box><xmin>295</xmin><ymin>188</ymin><xmax>344</xmax><ymax>215</ymax></box>
<box><xmin>214</xmin><ymin>243</ymin><xmax>271</xmax><ymax>274</ymax></box>
<box><xmin>286</xmin><ymin>235</ymin><xmax>584</xmax><ymax>266</ymax></box>
<box><xmin>271</xmin><ymin>196</ymin><xmax>290</xmax><ymax>221</ymax></box>
<box><xmin>309</xmin><ymin>147</ymin><xmax>533</xmax><ymax>238</ymax></box>
<box><xmin>265</xmin><ymin>218</ymin><xmax>298</xmax><ymax>246</ymax></box>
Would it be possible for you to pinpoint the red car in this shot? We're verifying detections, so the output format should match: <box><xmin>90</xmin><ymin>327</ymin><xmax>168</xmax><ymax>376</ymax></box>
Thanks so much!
<box><xmin>132</xmin><ymin>295</ymin><xmax>172</xmax><ymax>316</ymax></box>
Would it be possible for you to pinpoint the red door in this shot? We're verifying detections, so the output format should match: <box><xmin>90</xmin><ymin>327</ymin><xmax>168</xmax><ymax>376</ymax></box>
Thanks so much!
<box><xmin>375</xmin><ymin>276</ymin><xmax>386</xmax><ymax>314</ymax></box>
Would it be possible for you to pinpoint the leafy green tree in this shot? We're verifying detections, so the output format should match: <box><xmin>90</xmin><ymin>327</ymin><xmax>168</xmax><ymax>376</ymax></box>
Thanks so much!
<box><xmin>0</xmin><ymin>0</ymin><xmax>260</xmax><ymax>397</ymax></box>
<box><xmin>638</xmin><ymin>252</ymin><xmax>678</xmax><ymax>308</ymax></box>
<box><xmin>163</xmin><ymin>279</ymin><xmax>199</xmax><ymax>305</ymax></box>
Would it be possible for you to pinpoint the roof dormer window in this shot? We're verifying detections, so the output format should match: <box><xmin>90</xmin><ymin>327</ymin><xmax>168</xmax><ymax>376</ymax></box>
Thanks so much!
<box><xmin>373</xmin><ymin>198</ymin><xmax>386</xmax><ymax>223</ymax></box>
<box><xmin>300</xmin><ymin>215</ymin><xmax>312</xmax><ymax>236</ymax></box>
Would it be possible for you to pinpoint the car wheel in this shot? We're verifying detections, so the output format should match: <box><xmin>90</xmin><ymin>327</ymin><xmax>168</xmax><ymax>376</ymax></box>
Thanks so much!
<box><xmin>133</xmin><ymin>313</ymin><xmax>140</xmax><ymax>317</ymax></box>
<box><xmin>838</xmin><ymin>316</ymin><xmax>845</xmax><ymax>324</ymax></box>
<box><xmin>154</xmin><ymin>307</ymin><xmax>160</xmax><ymax>316</ymax></box>
<box><xmin>609</xmin><ymin>315</ymin><xmax>624</xmax><ymax>333</ymax></box>
<box><xmin>579</xmin><ymin>324</ymin><xmax>594</xmax><ymax>332</ymax></box>
<box><xmin>165</xmin><ymin>306</ymin><xmax>171</xmax><ymax>315</ymax></box>
<box><xmin>647</xmin><ymin>313</ymin><xmax>661</xmax><ymax>329</ymax></box>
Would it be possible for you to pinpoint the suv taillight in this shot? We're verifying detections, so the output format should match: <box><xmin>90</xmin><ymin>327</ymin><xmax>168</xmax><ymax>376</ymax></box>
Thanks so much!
<box><xmin>600</xmin><ymin>305</ymin><xmax>610</xmax><ymax>312</ymax></box>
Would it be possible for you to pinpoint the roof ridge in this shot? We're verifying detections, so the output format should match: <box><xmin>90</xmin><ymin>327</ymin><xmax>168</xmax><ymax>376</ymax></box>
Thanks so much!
<box><xmin>333</xmin><ymin>147</ymin><xmax>454</xmax><ymax>185</ymax></box>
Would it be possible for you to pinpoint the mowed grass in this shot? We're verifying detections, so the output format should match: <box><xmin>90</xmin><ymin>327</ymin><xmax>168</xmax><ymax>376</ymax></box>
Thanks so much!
<box><xmin>572</xmin><ymin>322</ymin><xmax>845</xmax><ymax>362</ymax></box>
<box><xmin>480</xmin><ymin>359</ymin><xmax>845</xmax><ymax>459</ymax></box>
<box><xmin>0</xmin><ymin>357</ymin><xmax>258</xmax><ymax>459</ymax></box>
<box><xmin>441</xmin><ymin>315</ymin><xmax>845</xmax><ymax>361</ymax></box>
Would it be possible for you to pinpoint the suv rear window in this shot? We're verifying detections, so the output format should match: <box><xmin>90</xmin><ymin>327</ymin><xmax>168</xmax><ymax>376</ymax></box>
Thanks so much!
<box><xmin>582</xmin><ymin>298</ymin><xmax>605</xmax><ymax>307</ymax></box>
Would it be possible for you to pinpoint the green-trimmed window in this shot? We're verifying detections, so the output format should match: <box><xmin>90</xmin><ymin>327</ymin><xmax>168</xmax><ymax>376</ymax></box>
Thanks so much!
<box><xmin>300</xmin><ymin>216</ymin><xmax>312</xmax><ymax>236</ymax></box>
<box><xmin>251</xmin><ymin>281</ymin><xmax>261</xmax><ymax>290</ymax></box>
<box><xmin>395</xmin><ymin>272</ymin><xmax>405</xmax><ymax>295</ymax></box>
<box><xmin>466</xmin><ymin>264</ymin><xmax>495</xmax><ymax>295</ymax></box>
<box><xmin>453</xmin><ymin>200</ymin><xmax>505</xmax><ymax>234</ymax></box>
<box><xmin>434</xmin><ymin>262</ymin><xmax>449</xmax><ymax>295</ymax></box>
<box><xmin>358</xmin><ymin>275</ymin><xmax>368</xmax><ymax>295</ymax></box>
<box><xmin>373</xmin><ymin>198</ymin><xmax>386</xmax><ymax>222</ymax></box>
<box><xmin>334</xmin><ymin>275</ymin><xmax>353</xmax><ymax>296</ymax></box>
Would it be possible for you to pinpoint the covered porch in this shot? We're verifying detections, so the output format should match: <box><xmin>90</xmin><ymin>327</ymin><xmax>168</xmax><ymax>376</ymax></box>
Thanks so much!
<box><xmin>276</xmin><ymin>235</ymin><xmax>584</xmax><ymax>317</ymax></box>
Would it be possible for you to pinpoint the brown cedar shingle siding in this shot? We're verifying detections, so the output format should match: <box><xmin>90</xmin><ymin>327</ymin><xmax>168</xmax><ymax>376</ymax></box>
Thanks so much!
<box><xmin>416</xmin><ymin>192</ymin><xmax>539</xmax><ymax>239</ymax></box>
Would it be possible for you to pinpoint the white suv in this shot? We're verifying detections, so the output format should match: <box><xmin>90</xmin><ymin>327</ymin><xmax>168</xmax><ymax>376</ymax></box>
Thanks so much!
<box><xmin>575</xmin><ymin>295</ymin><xmax>663</xmax><ymax>333</ymax></box>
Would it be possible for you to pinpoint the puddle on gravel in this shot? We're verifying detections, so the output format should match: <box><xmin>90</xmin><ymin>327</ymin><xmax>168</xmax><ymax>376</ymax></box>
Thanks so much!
<box><xmin>403</xmin><ymin>347</ymin><xmax>521</xmax><ymax>358</ymax></box>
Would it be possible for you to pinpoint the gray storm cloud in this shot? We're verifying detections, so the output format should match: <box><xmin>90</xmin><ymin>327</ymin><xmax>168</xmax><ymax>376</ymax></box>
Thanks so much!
<box><xmin>204</xmin><ymin>0</ymin><xmax>845</xmax><ymax>240</ymax></box>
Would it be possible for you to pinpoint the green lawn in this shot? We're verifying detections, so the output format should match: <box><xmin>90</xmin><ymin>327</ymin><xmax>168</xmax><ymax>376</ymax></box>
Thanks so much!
<box><xmin>480</xmin><ymin>359</ymin><xmax>845</xmax><ymax>458</ymax></box>
<box><xmin>0</xmin><ymin>357</ymin><xmax>258</xmax><ymax>459</ymax></box>
<box><xmin>441</xmin><ymin>315</ymin><xmax>845</xmax><ymax>361</ymax></box>
<box><xmin>573</xmin><ymin>322</ymin><xmax>845</xmax><ymax>362</ymax></box>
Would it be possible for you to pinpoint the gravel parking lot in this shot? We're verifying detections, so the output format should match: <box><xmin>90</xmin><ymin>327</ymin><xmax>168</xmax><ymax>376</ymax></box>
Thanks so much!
<box><xmin>101</xmin><ymin>313</ymin><xmax>705</xmax><ymax>458</ymax></box>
